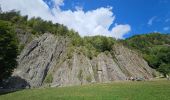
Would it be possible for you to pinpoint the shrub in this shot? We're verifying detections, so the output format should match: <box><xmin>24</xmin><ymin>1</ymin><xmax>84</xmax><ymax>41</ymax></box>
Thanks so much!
<box><xmin>86</xmin><ymin>75</ymin><xmax>92</xmax><ymax>82</ymax></box>
<box><xmin>44</xmin><ymin>74</ymin><xmax>53</xmax><ymax>83</ymax></box>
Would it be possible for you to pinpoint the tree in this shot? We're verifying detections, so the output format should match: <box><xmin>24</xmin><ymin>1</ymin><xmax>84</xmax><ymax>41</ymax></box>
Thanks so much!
<box><xmin>158</xmin><ymin>63</ymin><xmax>170</xmax><ymax>77</ymax></box>
<box><xmin>144</xmin><ymin>54</ymin><xmax>160</xmax><ymax>69</ymax></box>
<box><xmin>0</xmin><ymin>20</ymin><xmax>18</xmax><ymax>82</ymax></box>
<box><xmin>83</xmin><ymin>36</ymin><xmax>116</xmax><ymax>52</ymax></box>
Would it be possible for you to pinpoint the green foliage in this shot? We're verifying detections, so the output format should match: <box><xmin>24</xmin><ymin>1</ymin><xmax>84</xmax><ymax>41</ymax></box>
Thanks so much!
<box><xmin>78</xmin><ymin>46</ymin><xmax>98</xmax><ymax>59</ymax></box>
<box><xmin>0</xmin><ymin>10</ymin><xmax>28</xmax><ymax>24</ymax></box>
<box><xmin>123</xmin><ymin>33</ymin><xmax>170</xmax><ymax>76</ymax></box>
<box><xmin>69</xmin><ymin>30</ymin><xmax>83</xmax><ymax>47</ymax></box>
<box><xmin>86</xmin><ymin>75</ymin><xmax>92</xmax><ymax>82</ymax></box>
<box><xmin>44</xmin><ymin>74</ymin><xmax>53</xmax><ymax>83</ymax></box>
<box><xmin>143</xmin><ymin>54</ymin><xmax>160</xmax><ymax>69</ymax></box>
<box><xmin>0</xmin><ymin>10</ymin><xmax>73</xmax><ymax>37</ymax></box>
<box><xmin>158</xmin><ymin>63</ymin><xmax>170</xmax><ymax>77</ymax></box>
<box><xmin>77</xmin><ymin>36</ymin><xmax>116</xmax><ymax>59</ymax></box>
<box><xmin>83</xmin><ymin>36</ymin><xmax>116</xmax><ymax>52</ymax></box>
<box><xmin>0</xmin><ymin>20</ymin><xmax>18</xmax><ymax>81</ymax></box>
<box><xmin>123</xmin><ymin>33</ymin><xmax>170</xmax><ymax>53</ymax></box>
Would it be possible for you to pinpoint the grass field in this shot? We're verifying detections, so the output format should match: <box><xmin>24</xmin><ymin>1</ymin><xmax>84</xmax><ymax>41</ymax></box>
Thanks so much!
<box><xmin>0</xmin><ymin>80</ymin><xmax>170</xmax><ymax>100</ymax></box>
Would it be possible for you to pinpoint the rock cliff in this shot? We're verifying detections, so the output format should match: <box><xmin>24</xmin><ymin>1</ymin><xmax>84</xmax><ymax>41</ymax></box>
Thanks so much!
<box><xmin>11</xmin><ymin>33</ymin><xmax>156</xmax><ymax>88</ymax></box>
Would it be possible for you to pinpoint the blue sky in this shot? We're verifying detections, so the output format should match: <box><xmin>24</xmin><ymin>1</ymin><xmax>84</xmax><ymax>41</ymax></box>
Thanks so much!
<box><xmin>45</xmin><ymin>0</ymin><xmax>170</xmax><ymax>38</ymax></box>
<box><xmin>1</xmin><ymin>0</ymin><xmax>170</xmax><ymax>38</ymax></box>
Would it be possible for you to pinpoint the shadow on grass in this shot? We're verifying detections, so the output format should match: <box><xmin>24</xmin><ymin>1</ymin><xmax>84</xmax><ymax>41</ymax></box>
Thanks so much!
<box><xmin>0</xmin><ymin>88</ymin><xmax>24</xmax><ymax>95</ymax></box>
<box><xmin>0</xmin><ymin>76</ymin><xmax>30</xmax><ymax>95</ymax></box>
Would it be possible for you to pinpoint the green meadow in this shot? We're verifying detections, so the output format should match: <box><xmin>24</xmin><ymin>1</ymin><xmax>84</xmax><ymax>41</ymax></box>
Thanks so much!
<box><xmin>0</xmin><ymin>80</ymin><xmax>170</xmax><ymax>100</ymax></box>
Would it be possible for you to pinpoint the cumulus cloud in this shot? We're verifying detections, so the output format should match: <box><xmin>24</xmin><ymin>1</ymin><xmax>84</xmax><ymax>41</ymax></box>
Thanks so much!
<box><xmin>0</xmin><ymin>0</ymin><xmax>131</xmax><ymax>39</ymax></box>
<box><xmin>111</xmin><ymin>24</ymin><xmax>131</xmax><ymax>39</ymax></box>
<box><xmin>0</xmin><ymin>0</ymin><xmax>55</xmax><ymax>21</ymax></box>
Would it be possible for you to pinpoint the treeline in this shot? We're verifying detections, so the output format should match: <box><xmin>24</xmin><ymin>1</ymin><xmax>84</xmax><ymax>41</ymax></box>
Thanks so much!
<box><xmin>78</xmin><ymin>36</ymin><xmax>116</xmax><ymax>59</ymax></box>
<box><xmin>122</xmin><ymin>33</ymin><xmax>170</xmax><ymax>76</ymax></box>
<box><xmin>0</xmin><ymin>10</ymin><xmax>76</xmax><ymax>36</ymax></box>
<box><xmin>0</xmin><ymin>10</ymin><xmax>116</xmax><ymax>50</ymax></box>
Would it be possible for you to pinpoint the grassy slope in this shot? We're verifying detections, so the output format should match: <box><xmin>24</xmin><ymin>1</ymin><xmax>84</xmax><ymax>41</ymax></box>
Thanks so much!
<box><xmin>0</xmin><ymin>80</ymin><xmax>170</xmax><ymax>100</ymax></box>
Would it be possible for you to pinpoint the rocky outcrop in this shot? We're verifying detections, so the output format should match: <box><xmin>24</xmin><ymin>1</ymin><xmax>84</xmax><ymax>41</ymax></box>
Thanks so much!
<box><xmin>11</xmin><ymin>33</ymin><xmax>155</xmax><ymax>88</ymax></box>
<box><xmin>13</xmin><ymin>33</ymin><xmax>68</xmax><ymax>88</ymax></box>
<box><xmin>112</xmin><ymin>44</ymin><xmax>155</xmax><ymax>79</ymax></box>
<box><xmin>52</xmin><ymin>52</ymin><xmax>95</xmax><ymax>87</ymax></box>
<box><xmin>92</xmin><ymin>53</ymin><xmax>126</xmax><ymax>82</ymax></box>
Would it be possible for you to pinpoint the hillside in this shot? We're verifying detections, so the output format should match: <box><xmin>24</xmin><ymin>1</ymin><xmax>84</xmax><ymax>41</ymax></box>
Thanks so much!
<box><xmin>0</xmin><ymin>11</ymin><xmax>169</xmax><ymax>89</ymax></box>
<box><xmin>8</xmin><ymin>33</ymin><xmax>154</xmax><ymax>88</ymax></box>
<box><xmin>122</xmin><ymin>33</ymin><xmax>170</xmax><ymax>76</ymax></box>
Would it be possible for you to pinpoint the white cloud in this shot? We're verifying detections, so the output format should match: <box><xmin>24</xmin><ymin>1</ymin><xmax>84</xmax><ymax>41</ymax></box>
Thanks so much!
<box><xmin>0</xmin><ymin>0</ymin><xmax>131</xmax><ymax>39</ymax></box>
<box><xmin>148</xmin><ymin>16</ymin><xmax>157</xmax><ymax>26</ymax></box>
<box><xmin>111</xmin><ymin>24</ymin><xmax>131</xmax><ymax>39</ymax></box>
<box><xmin>163</xmin><ymin>27</ymin><xmax>170</xmax><ymax>31</ymax></box>
<box><xmin>0</xmin><ymin>0</ymin><xmax>55</xmax><ymax>21</ymax></box>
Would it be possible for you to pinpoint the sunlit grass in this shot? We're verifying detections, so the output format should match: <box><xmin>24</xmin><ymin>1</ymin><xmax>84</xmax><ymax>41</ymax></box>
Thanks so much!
<box><xmin>0</xmin><ymin>80</ymin><xmax>170</xmax><ymax>100</ymax></box>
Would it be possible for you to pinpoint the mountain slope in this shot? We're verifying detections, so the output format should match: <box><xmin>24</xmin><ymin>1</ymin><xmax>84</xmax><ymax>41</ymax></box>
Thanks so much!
<box><xmin>9</xmin><ymin>33</ymin><xmax>155</xmax><ymax>88</ymax></box>
<box><xmin>0</xmin><ymin>11</ymin><xmax>158</xmax><ymax>88</ymax></box>
<box><xmin>122</xmin><ymin>33</ymin><xmax>170</xmax><ymax>76</ymax></box>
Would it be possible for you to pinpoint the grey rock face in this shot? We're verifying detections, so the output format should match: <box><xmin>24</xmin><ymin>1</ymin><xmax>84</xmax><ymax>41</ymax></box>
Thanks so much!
<box><xmin>112</xmin><ymin>44</ymin><xmax>154</xmax><ymax>79</ymax></box>
<box><xmin>92</xmin><ymin>53</ymin><xmax>126</xmax><ymax>82</ymax></box>
<box><xmin>12</xmin><ymin>33</ymin><xmax>155</xmax><ymax>88</ymax></box>
<box><xmin>13</xmin><ymin>33</ymin><xmax>67</xmax><ymax>88</ymax></box>
<box><xmin>52</xmin><ymin>52</ymin><xmax>95</xmax><ymax>87</ymax></box>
